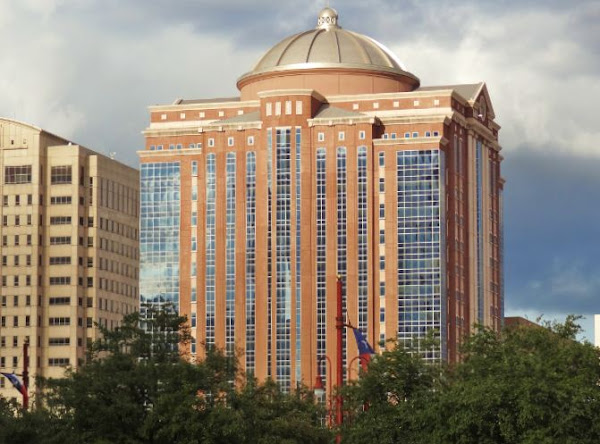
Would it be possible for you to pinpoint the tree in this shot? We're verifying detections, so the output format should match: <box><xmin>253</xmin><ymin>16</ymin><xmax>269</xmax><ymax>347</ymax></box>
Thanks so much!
<box><xmin>342</xmin><ymin>316</ymin><xmax>600</xmax><ymax>444</ymax></box>
<box><xmin>428</xmin><ymin>315</ymin><xmax>600</xmax><ymax>444</ymax></box>
<box><xmin>31</xmin><ymin>309</ymin><xmax>330</xmax><ymax>444</ymax></box>
<box><xmin>341</xmin><ymin>339</ymin><xmax>440</xmax><ymax>444</ymax></box>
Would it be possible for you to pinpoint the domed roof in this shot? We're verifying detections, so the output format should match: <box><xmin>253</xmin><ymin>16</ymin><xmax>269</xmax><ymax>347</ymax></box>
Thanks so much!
<box><xmin>238</xmin><ymin>8</ymin><xmax>419</xmax><ymax>85</ymax></box>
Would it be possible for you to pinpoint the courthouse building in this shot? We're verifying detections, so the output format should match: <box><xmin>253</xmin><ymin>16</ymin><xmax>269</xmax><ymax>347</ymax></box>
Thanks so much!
<box><xmin>0</xmin><ymin>119</ymin><xmax>139</xmax><ymax>402</ymax></box>
<box><xmin>140</xmin><ymin>7</ymin><xmax>504</xmax><ymax>391</ymax></box>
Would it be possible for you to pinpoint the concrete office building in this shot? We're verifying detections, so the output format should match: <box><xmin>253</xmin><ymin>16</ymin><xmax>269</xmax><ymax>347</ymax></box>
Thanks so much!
<box><xmin>140</xmin><ymin>7</ymin><xmax>504</xmax><ymax>391</ymax></box>
<box><xmin>0</xmin><ymin>118</ymin><xmax>139</xmax><ymax>402</ymax></box>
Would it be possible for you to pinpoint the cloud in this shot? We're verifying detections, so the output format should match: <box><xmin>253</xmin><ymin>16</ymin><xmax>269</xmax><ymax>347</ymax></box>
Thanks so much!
<box><xmin>503</xmin><ymin>149</ymin><xmax>600</xmax><ymax>326</ymax></box>
<box><xmin>1</xmin><ymin>1</ymin><xmax>598</xmax><ymax>166</ymax></box>
<box><xmin>380</xmin><ymin>1</ymin><xmax>600</xmax><ymax>157</ymax></box>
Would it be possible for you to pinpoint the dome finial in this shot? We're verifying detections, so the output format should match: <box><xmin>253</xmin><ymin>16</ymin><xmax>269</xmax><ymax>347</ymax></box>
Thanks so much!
<box><xmin>317</xmin><ymin>6</ymin><xmax>339</xmax><ymax>30</ymax></box>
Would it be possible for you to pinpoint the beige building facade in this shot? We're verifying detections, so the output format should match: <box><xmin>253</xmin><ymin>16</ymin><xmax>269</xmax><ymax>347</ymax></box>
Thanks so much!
<box><xmin>140</xmin><ymin>8</ymin><xmax>503</xmax><ymax>392</ymax></box>
<box><xmin>0</xmin><ymin>118</ymin><xmax>139</xmax><ymax>403</ymax></box>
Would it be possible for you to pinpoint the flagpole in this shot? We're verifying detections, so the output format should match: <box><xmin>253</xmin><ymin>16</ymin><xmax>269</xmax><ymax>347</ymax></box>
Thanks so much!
<box><xmin>22</xmin><ymin>337</ymin><xmax>29</xmax><ymax>410</ymax></box>
<box><xmin>335</xmin><ymin>276</ymin><xmax>344</xmax><ymax>433</ymax></box>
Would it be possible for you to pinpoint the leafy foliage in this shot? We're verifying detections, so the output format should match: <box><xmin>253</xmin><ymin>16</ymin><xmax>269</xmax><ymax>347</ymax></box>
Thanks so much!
<box><xmin>342</xmin><ymin>315</ymin><xmax>600</xmax><ymax>444</ymax></box>
<box><xmin>3</xmin><ymin>314</ymin><xmax>600</xmax><ymax>443</ymax></box>
<box><xmin>0</xmin><ymin>310</ymin><xmax>330</xmax><ymax>444</ymax></box>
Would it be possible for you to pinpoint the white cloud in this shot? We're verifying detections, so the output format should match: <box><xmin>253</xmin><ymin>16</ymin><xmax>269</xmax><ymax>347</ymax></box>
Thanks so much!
<box><xmin>387</xmin><ymin>4</ymin><xmax>599</xmax><ymax>157</ymax></box>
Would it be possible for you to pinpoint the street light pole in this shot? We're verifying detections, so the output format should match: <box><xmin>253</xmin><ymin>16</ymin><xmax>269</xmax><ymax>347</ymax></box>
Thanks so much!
<box><xmin>335</xmin><ymin>276</ymin><xmax>344</xmax><ymax>429</ymax></box>
<box><xmin>22</xmin><ymin>337</ymin><xmax>29</xmax><ymax>410</ymax></box>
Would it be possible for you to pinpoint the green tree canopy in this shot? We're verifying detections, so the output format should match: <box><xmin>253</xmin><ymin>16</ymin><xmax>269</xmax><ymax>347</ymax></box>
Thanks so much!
<box><xmin>343</xmin><ymin>316</ymin><xmax>600</xmax><ymax>444</ymax></box>
<box><xmin>0</xmin><ymin>310</ymin><xmax>330</xmax><ymax>444</ymax></box>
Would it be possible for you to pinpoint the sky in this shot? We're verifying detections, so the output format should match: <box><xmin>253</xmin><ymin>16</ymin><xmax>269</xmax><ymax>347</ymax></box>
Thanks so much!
<box><xmin>1</xmin><ymin>0</ymin><xmax>599</xmax><ymax>339</ymax></box>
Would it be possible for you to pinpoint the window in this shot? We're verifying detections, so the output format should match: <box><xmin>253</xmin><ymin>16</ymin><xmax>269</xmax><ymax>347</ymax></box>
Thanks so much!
<box><xmin>247</xmin><ymin>136</ymin><xmax>254</xmax><ymax>146</ymax></box>
<box><xmin>49</xmin><ymin>297</ymin><xmax>70</xmax><ymax>305</ymax></box>
<box><xmin>379</xmin><ymin>177</ymin><xmax>385</xmax><ymax>193</ymax></box>
<box><xmin>51</xmin><ymin>166</ymin><xmax>72</xmax><ymax>184</ymax></box>
<box><xmin>50</xmin><ymin>236</ymin><xmax>71</xmax><ymax>245</ymax></box>
<box><xmin>49</xmin><ymin>338</ymin><xmax>70</xmax><ymax>346</ymax></box>
<box><xmin>48</xmin><ymin>358</ymin><xmax>70</xmax><ymax>367</ymax></box>
<box><xmin>15</xmin><ymin>195</ymin><xmax>20</xmax><ymax>206</ymax></box>
<box><xmin>378</xmin><ymin>152</ymin><xmax>385</xmax><ymax>167</ymax></box>
<box><xmin>87</xmin><ymin>237</ymin><xmax>93</xmax><ymax>247</ymax></box>
<box><xmin>380</xmin><ymin>229</ymin><xmax>385</xmax><ymax>243</ymax></box>
<box><xmin>318</xmin><ymin>132</ymin><xmax>325</xmax><ymax>142</ymax></box>
<box><xmin>404</xmin><ymin>132</ymin><xmax>410</xmax><ymax>138</ymax></box>
<box><xmin>49</xmin><ymin>277</ymin><xmax>71</xmax><ymax>285</ymax></box>
<box><xmin>208</xmin><ymin>138</ymin><xmax>215</xmax><ymax>147</ymax></box>
<box><xmin>87</xmin><ymin>257</ymin><xmax>93</xmax><ymax>268</ymax></box>
<box><xmin>26</xmin><ymin>255</ymin><xmax>31</xmax><ymax>266</ymax></box>
<box><xmin>412</xmin><ymin>132</ymin><xmax>419</xmax><ymax>138</ymax></box>
<box><xmin>338</xmin><ymin>131</ymin><xmax>345</xmax><ymax>141</ymax></box>
<box><xmin>379</xmin><ymin>204</ymin><xmax>385</xmax><ymax>218</ymax></box>
<box><xmin>49</xmin><ymin>257</ymin><xmax>71</xmax><ymax>265</ymax></box>
<box><xmin>13</xmin><ymin>295</ymin><xmax>18</xmax><ymax>306</ymax></box>
<box><xmin>50</xmin><ymin>196</ymin><xmax>72</xmax><ymax>205</ymax></box>
<box><xmin>49</xmin><ymin>317</ymin><xmax>70</xmax><ymax>326</ymax></box>
<box><xmin>2</xmin><ymin>196</ymin><xmax>7</xmax><ymax>206</ymax></box>
<box><xmin>88</xmin><ymin>217</ymin><xmax>94</xmax><ymax>227</ymax></box>
<box><xmin>26</xmin><ymin>275</ymin><xmax>31</xmax><ymax>286</ymax></box>
<box><xmin>0</xmin><ymin>336</ymin><xmax>4</xmax><ymax>347</ymax></box>
<box><xmin>191</xmin><ymin>161</ymin><xmax>198</xmax><ymax>176</ymax></box>
<box><xmin>13</xmin><ymin>276</ymin><xmax>19</xmax><ymax>287</ymax></box>
<box><xmin>87</xmin><ymin>277</ymin><xmax>93</xmax><ymax>288</ymax></box>
<box><xmin>50</xmin><ymin>216</ymin><xmax>71</xmax><ymax>225</ymax></box>
<box><xmin>13</xmin><ymin>316</ymin><xmax>18</xmax><ymax>327</ymax></box>
<box><xmin>27</xmin><ymin>194</ymin><xmax>32</xmax><ymax>205</ymax></box>
<box><xmin>425</xmin><ymin>131</ymin><xmax>431</xmax><ymax>137</ymax></box>
<box><xmin>27</xmin><ymin>215</ymin><xmax>31</xmax><ymax>225</ymax></box>
<box><xmin>191</xmin><ymin>211</ymin><xmax>197</xmax><ymax>226</ymax></box>
<box><xmin>26</xmin><ymin>235</ymin><xmax>31</xmax><ymax>246</ymax></box>
<box><xmin>359</xmin><ymin>130</ymin><xmax>366</xmax><ymax>140</ymax></box>
<box><xmin>228</xmin><ymin>137</ymin><xmax>234</xmax><ymax>147</ymax></box>
<box><xmin>0</xmin><ymin>296</ymin><xmax>4</xmax><ymax>306</ymax></box>
<box><xmin>380</xmin><ymin>255</ymin><xmax>385</xmax><ymax>270</ymax></box>
<box><xmin>2</xmin><ymin>216</ymin><xmax>6</xmax><ymax>226</ymax></box>
<box><xmin>14</xmin><ymin>235</ymin><xmax>19</xmax><ymax>246</ymax></box>
<box><xmin>4</xmin><ymin>166</ymin><xmax>32</xmax><ymax>184</ymax></box>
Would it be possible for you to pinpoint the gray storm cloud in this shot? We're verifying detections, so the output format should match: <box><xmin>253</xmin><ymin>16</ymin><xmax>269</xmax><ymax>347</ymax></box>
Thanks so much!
<box><xmin>0</xmin><ymin>0</ymin><xmax>598</xmax><ymax>333</ymax></box>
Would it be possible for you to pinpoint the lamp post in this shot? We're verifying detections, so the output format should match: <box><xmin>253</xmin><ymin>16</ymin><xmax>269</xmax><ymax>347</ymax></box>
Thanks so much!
<box><xmin>314</xmin><ymin>277</ymin><xmax>346</xmax><ymax>428</ymax></box>
<box><xmin>314</xmin><ymin>355</ymin><xmax>333</xmax><ymax>425</ymax></box>
<box><xmin>347</xmin><ymin>355</ymin><xmax>369</xmax><ymax>381</ymax></box>
<box><xmin>22</xmin><ymin>337</ymin><xmax>29</xmax><ymax>410</ymax></box>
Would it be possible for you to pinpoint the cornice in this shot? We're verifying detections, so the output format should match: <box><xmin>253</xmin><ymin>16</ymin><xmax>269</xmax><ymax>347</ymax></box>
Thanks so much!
<box><xmin>373</xmin><ymin>136</ymin><xmax>449</xmax><ymax>147</ymax></box>
<box><xmin>258</xmin><ymin>89</ymin><xmax>327</xmax><ymax>102</ymax></box>
<box><xmin>148</xmin><ymin>100</ymin><xmax>259</xmax><ymax>112</ymax></box>
<box><xmin>307</xmin><ymin>116</ymin><xmax>377</xmax><ymax>127</ymax></box>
